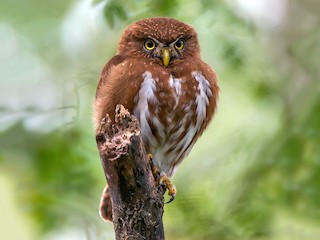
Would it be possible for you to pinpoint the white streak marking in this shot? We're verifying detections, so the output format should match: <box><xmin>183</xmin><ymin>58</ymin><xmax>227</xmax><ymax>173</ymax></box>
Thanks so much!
<box><xmin>192</xmin><ymin>71</ymin><xmax>212</xmax><ymax>126</ymax></box>
<box><xmin>152</xmin><ymin>116</ymin><xmax>165</xmax><ymax>139</ymax></box>
<box><xmin>133</xmin><ymin>71</ymin><xmax>158</xmax><ymax>147</ymax></box>
<box><xmin>169</xmin><ymin>75</ymin><xmax>182</xmax><ymax>108</ymax></box>
<box><xmin>169</xmin><ymin>75</ymin><xmax>182</xmax><ymax>95</ymax></box>
<box><xmin>175</xmin><ymin>72</ymin><xmax>212</xmax><ymax>161</ymax></box>
<box><xmin>175</xmin><ymin>110</ymin><xmax>195</xmax><ymax>151</ymax></box>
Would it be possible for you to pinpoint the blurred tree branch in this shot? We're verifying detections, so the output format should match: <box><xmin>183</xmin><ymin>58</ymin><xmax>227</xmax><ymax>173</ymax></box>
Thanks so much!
<box><xmin>95</xmin><ymin>105</ymin><xmax>164</xmax><ymax>240</ymax></box>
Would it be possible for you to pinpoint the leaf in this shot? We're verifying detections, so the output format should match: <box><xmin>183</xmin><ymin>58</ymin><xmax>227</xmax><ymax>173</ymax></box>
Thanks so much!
<box><xmin>103</xmin><ymin>1</ymin><xmax>127</xmax><ymax>28</ymax></box>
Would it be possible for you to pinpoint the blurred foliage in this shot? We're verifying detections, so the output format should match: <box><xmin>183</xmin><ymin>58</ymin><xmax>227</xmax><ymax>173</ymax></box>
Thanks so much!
<box><xmin>0</xmin><ymin>0</ymin><xmax>319</xmax><ymax>239</ymax></box>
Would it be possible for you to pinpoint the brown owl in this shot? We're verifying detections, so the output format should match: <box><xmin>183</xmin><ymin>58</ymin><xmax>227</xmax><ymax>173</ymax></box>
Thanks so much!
<box><xmin>94</xmin><ymin>17</ymin><xmax>219</xmax><ymax>221</ymax></box>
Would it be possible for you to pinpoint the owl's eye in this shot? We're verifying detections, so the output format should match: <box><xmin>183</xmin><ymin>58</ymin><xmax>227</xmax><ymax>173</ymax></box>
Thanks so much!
<box><xmin>174</xmin><ymin>39</ymin><xmax>184</xmax><ymax>50</ymax></box>
<box><xmin>144</xmin><ymin>39</ymin><xmax>156</xmax><ymax>50</ymax></box>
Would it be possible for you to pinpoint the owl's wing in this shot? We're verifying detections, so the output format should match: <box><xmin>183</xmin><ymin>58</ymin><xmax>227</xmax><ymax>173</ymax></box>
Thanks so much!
<box><xmin>94</xmin><ymin>55</ymin><xmax>125</xmax><ymax>130</ymax></box>
<box><xmin>95</xmin><ymin>55</ymin><xmax>125</xmax><ymax>98</ymax></box>
<box><xmin>198</xmin><ymin>62</ymin><xmax>219</xmax><ymax>134</ymax></box>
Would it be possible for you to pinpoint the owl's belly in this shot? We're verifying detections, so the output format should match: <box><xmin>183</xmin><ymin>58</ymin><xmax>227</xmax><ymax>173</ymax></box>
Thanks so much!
<box><xmin>133</xmin><ymin>70</ymin><xmax>212</xmax><ymax>177</ymax></box>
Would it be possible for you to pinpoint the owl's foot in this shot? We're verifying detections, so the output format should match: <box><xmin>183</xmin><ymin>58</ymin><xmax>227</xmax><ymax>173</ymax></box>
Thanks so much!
<box><xmin>160</xmin><ymin>173</ymin><xmax>176</xmax><ymax>203</ymax></box>
<box><xmin>99</xmin><ymin>185</ymin><xmax>113</xmax><ymax>222</ymax></box>
<box><xmin>148</xmin><ymin>153</ymin><xmax>159</xmax><ymax>176</ymax></box>
<box><xmin>147</xmin><ymin>154</ymin><xmax>176</xmax><ymax>203</ymax></box>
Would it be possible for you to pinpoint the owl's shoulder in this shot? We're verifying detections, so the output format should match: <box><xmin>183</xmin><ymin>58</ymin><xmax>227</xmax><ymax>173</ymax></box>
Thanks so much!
<box><xmin>100</xmin><ymin>55</ymin><xmax>125</xmax><ymax>80</ymax></box>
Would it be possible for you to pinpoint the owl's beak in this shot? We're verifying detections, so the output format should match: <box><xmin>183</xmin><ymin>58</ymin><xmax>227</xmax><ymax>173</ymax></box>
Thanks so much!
<box><xmin>161</xmin><ymin>48</ymin><xmax>171</xmax><ymax>67</ymax></box>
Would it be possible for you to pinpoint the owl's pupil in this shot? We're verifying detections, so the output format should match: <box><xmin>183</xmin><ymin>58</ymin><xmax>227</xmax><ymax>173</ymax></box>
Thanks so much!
<box><xmin>147</xmin><ymin>42</ymin><xmax>153</xmax><ymax>48</ymax></box>
<box><xmin>176</xmin><ymin>42</ymin><xmax>182</xmax><ymax>48</ymax></box>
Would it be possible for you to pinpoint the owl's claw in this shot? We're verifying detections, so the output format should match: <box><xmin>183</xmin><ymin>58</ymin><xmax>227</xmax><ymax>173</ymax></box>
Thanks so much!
<box><xmin>148</xmin><ymin>153</ymin><xmax>159</xmax><ymax>176</ymax></box>
<box><xmin>148</xmin><ymin>154</ymin><xmax>177</xmax><ymax>203</ymax></box>
<box><xmin>159</xmin><ymin>173</ymin><xmax>177</xmax><ymax>204</ymax></box>
<box><xmin>167</xmin><ymin>194</ymin><xmax>176</xmax><ymax>204</ymax></box>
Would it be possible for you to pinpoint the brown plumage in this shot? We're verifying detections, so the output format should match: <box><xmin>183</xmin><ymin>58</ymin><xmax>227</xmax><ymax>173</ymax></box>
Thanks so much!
<box><xmin>94</xmin><ymin>17</ymin><xmax>219</xmax><ymax>221</ymax></box>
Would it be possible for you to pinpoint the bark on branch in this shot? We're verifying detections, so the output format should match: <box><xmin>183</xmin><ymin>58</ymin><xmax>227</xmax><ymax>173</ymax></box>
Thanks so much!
<box><xmin>95</xmin><ymin>105</ymin><xmax>165</xmax><ymax>240</ymax></box>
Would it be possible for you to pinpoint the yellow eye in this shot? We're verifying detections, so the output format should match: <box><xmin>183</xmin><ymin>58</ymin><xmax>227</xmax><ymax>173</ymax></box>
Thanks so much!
<box><xmin>174</xmin><ymin>39</ymin><xmax>184</xmax><ymax>50</ymax></box>
<box><xmin>144</xmin><ymin>39</ymin><xmax>156</xmax><ymax>50</ymax></box>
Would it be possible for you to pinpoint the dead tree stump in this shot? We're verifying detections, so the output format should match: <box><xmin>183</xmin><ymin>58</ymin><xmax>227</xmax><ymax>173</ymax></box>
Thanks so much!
<box><xmin>95</xmin><ymin>105</ymin><xmax>165</xmax><ymax>240</ymax></box>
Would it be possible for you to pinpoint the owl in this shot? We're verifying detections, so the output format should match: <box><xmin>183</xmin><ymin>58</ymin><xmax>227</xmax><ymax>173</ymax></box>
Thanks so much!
<box><xmin>94</xmin><ymin>17</ymin><xmax>219</xmax><ymax>221</ymax></box>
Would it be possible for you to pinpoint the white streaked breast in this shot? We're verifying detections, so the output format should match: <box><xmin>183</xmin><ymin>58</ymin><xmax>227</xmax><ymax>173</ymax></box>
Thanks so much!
<box><xmin>133</xmin><ymin>71</ymin><xmax>158</xmax><ymax>147</ymax></box>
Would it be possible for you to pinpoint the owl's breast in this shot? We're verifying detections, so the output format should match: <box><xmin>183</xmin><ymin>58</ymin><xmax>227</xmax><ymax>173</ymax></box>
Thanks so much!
<box><xmin>133</xmin><ymin>68</ymin><xmax>214</xmax><ymax>177</ymax></box>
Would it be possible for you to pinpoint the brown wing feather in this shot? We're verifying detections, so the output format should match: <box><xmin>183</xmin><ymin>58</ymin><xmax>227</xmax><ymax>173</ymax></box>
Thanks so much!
<box><xmin>94</xmin><ymin>55</ymin><xmax>125</xmax><ymax>131</ymax></box>
<box><xmin>94</xmin><ymin>56</ymin><xmax>148</xmax><ymax>132</ymax></box>
<box><xmin>95</xmin><ymin>55</ymin><xmax>125</xmax><ymax>98</ymax></box>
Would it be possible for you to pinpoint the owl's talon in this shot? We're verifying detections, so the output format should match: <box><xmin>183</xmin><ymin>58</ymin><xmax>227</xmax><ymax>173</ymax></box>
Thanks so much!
<box><xmin>147</xmin><ymin>153</ymin><xmax>154</xmax><ymax>164</ymax></box>
<box><xmin>160</xmin><ymin>173</ymin><xmax>177</xmax><ymax>204</ymax></box>
<box><xmin>166</xmin><ymin>193</ymin><xmax>175</xmax><ymax>204</ymax></box>
<box><xmin>148</xmin><ymin>154</ymin><xmax>177</xmax><ymax>202</ymax></box>
<box><xmin>148</xmin><ymin>153</ymin><xmax>160</xmax><ymax>177</ymax></box>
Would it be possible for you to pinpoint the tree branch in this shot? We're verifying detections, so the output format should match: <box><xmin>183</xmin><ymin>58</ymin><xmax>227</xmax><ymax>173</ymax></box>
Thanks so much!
<box><xmin>96</xmin><ymin>105</ymin><xmax>164</xmax><ymax>240</ymax></box>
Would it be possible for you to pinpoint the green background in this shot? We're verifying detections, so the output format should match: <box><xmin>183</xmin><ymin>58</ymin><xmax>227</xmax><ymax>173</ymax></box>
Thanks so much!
<box><xmin>0</xmin><ymin>0</ymin><xmax>319</xmax><ymax>239</ymax></box>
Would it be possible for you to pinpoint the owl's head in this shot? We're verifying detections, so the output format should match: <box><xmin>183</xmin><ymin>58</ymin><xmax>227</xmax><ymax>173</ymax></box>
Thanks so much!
<box><xmin>118</xmin><ymin>17</ymin><xmax>200</xmax><ymax>67</ymax></box>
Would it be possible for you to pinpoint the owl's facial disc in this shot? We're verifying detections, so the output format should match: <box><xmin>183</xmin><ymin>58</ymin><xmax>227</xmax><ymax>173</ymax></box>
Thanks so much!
<box><xmin>143</xmin><ymin>37</ymin><xmax>185</xmax><ymax>67</ymax></box>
